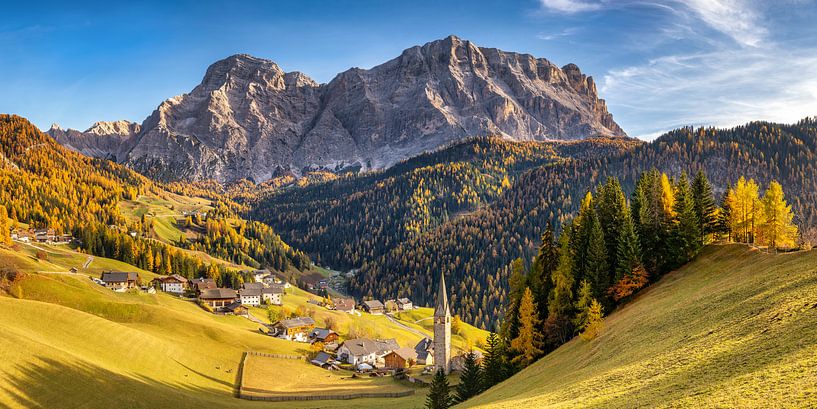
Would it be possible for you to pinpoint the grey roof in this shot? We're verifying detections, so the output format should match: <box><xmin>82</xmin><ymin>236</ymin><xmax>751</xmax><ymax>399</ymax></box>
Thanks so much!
<box><xmin>415</xmin><ymin>337</ymin><xmax>433</xmax><ymax>354</ymax></box>
<box><xmin>101</xmin><ymin>272</ymin><xmax>139</xmax><ymax>283</ymax></box>
<box><xmin>311</xmin><ymin>328</ymin><xmax>337</xmax><ymax>341</ymax></box>
<box><xmin>275</xmin><ymin>317</ymin><xmax>316</xmax><ymax>329</ymax></box>
<box><xmin>240</xmin><ymin>288</ymin><xmax>262</xmax><ymax>297</ymax></box>
<box><xmin>262</xmin><ymin>286</ymin><xmax>283</xmax><ymax>295</ymax></box>
<box><xmin>397</xmin><ymin>298</ymin><xmax>412</xmax><ymax>304</ymax></box>
<box><xmin>199</xmin><ymin>288</ymin><xmax>237</xmax><ymax>300</ymax></box>
<box><xmin>155</xmin><ymin>274</ymin><xmax>187</xmax><ymax>283</ymax></box>
<box><xmin>242</xmin><ymin>282</ymin><xmax>264</xmax><ymax>290</ymax></box>
<box><xmin>342</xmin><ymin>338</ymin><xmax>400</xmax><ymax>356</ymax></box>
<box><xmin>376</xmin><ymin>338</ymin><xmax>400</xmax><ymax>354</ymax></box>
<box><xmin>434</xmin><ymin>272</ymin><xmax>450</xmax><ymax>317</ymax></box>
<box><xmin>311</xmin><ymin>351</ymin><xmax>333</xmax><ymax>364</ymax></box>
<box><xmin>363</xmin><ymin>300</ymin><xmax>384</xmax><ymax>309</ymax></box>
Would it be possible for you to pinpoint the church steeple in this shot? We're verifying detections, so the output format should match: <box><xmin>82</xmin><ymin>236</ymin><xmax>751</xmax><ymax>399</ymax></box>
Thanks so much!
<box><xmin>433</xmin><ymin>272</ymin><xmax>452</xmax><ymax>374</ymax></box>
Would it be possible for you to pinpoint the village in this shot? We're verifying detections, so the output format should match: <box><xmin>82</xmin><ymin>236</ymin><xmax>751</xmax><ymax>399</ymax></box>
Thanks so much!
<box><xmin>91</xmin><ymin>266</ymin><xmax>479</xmax><ymax>386</ymax></box>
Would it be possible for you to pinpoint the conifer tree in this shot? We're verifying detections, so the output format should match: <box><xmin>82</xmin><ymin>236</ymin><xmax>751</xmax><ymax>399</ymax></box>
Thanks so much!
<box><xmin>482</xmin><ymin>332</ymin><xmax>509</xmax><ymax>390</ymax></box>
<box><xmin>511</xmin><ymin>287</ymin><xmax>543</xmax><ymax>367</ymax></box>
<box><xmin>579</xmin><ymin>299</ymin><xmax>604</xmax><ymax>341</ymax></box>
<box><xmin>426</xmin><ymin>368</ymin><xmax>453</xmax><ymax>409</ymax></box>
<box><xmin>671</xmin><ymin>172</ymin><xmax>701</xmax><ymax>266</ymax></box>
<box><xmin>573</xmin><ymin>280</ymin><xmax>593</xmax><ymax>329</ymax></box>
<box><xmin>727</xmin><ymin>177</ymin><xmax>761</xmax><ymax>243</ymax></box>
<box><xmin>0</xmin><ymin>205</ymin><xmax>11</xmax><ymax>246</ymax></box>
<box><xmin>615</xmin><ymin>204</ymin><xmax>642</xmax><ymax>286</ymax></box>
<box><xmin>692</xmin><ymin>169</ymin><xmax>717</xmax><ymax>244</ymax></box>
<box><xmin>586</xmin><ymin>214</ymin><xmax>609</xmax><ymax>303</ymax></box>
<box><xmin>596</xmin><ymin>177</ymin><xmax>628</xmax><ymax>284</ymax></box>
<box><xmin>456</xmin><ymin>351</ymin><xmax>483</xmax><ymax>402</ymax></box>
<box><xmin>760</xmin><ymin>181</ymin><xmax>798</xmax><ymax>249</ymax></box>
<box><xmin>527</xmin><ymin>223</ymin><xmax>559</xmax><ymax>322</ymax></box>
<box><xmin>502</xmin><ymin>258</ymin><xmax>527</xmax><ymax>339</ymax></box>
<box><xmin>545</xmin><ymin>233</ymin><xmax>575</xmax><ymax>345</ymax></box>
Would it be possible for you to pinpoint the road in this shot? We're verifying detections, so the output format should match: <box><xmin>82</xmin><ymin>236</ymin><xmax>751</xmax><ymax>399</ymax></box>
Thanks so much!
<box><xmin>384</xmin><ymin>313</ymin><xmax>431</xmax><ymax>339</ymax></box>
<box><xmin>83</xmin><ymin>256</ymin><xmax>94</xmax><ymax>269</ymax></box>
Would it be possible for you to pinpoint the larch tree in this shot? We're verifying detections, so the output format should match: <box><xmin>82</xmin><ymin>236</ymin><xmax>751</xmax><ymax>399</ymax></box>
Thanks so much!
<box><xmin>0</xmin><ymin>205</ymin><xmax>11</xmax><ymax>246</ymax></box>
<box><xmin>728</xmin><ymin>177</ymin><xmax>761</xmax><ymax>243</ymax></box>
<box><xmin>573</xmin><ymin>280</ymin><xmax>594</xmax><ymax>329</ymax></box>
<box><xmin>579</xmin><ymin>299</ymin><xmax>604</xmax><ymax>341</ymax></box>
<box><xmin>503</xmin><ymin>257</ymin><xmax>527</xmax><ymax>339</ymax></box>
<box><xmin>511</xmin><ymin>287</ymin><xmax>543</xmax><ymax>367</ymax></box>
<box><xmin>545</xmin><ymin>232</ymin><xmax>575</xmax><ymax>345</ymax></box>
<box><xmin>760</xmin><ymin>181</ymin><xmax>798</xmax><ymax>249</ymax></box>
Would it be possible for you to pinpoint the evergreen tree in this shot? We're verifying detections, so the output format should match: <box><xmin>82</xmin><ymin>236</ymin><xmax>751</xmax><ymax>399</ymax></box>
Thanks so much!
<box><xmin>615</xmin><ymin>203</ymin><xmax>642</xmax><ymax>287</ymax></box>
<box><xmin>716</xmin><ymin>184</ymin><xmax>733</xmax><ymax>240</ymax></box>
<box><xmin>585</xmin><ymin>213</ymin><xmax>609</xmax><ymax>304</ymax></box>
<box><xmin>691</xmin><ymin>169</ymin><xmax>717</xmax><ymax>244</ymax></box>
<box><xmin>545</xmin><ymin>232</ymin><xmax>575</xmax><ymax>345</ymax></box>
<box><xmin>510</xmin><ymin>287</ymin><xmax>543</xmax><ymax>367</ymax></box>
<box><xmin>596</xmin><ymin>177</ymin><xmax>628</xmax><ymax>287</ymax></box>
<box><xmin>760</xmin><ymin>181</ymin><xmax>798</xmax><ymax>249</ymax></box>
<box><xmin>573</xmin><ymin>280</ymin><xmax>593</xmax><ymax>329</ymax></box>
<box><xmin>482</xmin><ymin>332</ymin><xmax>509</xmax><ymax>390</ymax></box>
<box><xmin>527</xmin><ymin>223</ymin><xmax>559</xmax><ymax>324</ymax></box>
<box><xmin>456</xmin><ymin>351</ymin><xmax>483</xmax><ymax>402</ymax></box>
<box><xmin>502</xmin><ymin>258</ymin><xmax>527</xmax><ymax>339</ymax></box>
<box><xmin>426</xmin><ymin>368</ymin><xmax>453</xmax><ymax>409</ymax></box>
<box><xmin>671</xmin><ymin>172</ymin><xmax>701</xmax><ymax>267</ymax></box>
<box><xmin>0</xmin><ymin>205</ymin><xmax>11</xmax><ymax>246</ymax></box>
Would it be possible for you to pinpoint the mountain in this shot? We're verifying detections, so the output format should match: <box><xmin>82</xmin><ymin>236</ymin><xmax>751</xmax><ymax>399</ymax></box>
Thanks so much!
<box><xmin>49</xmin><ymin>35</ymin><xmax>626</xmax><ymax>182</ymax></box>
<box><xmin>48</xmin><ymin>120</ymin><xmax>140</xmax><ymax>161</ymax></box>
<box><xmin>462</xmin><ymin>244</ymin><xmax>817</xmax><ymax>408</ymax></box>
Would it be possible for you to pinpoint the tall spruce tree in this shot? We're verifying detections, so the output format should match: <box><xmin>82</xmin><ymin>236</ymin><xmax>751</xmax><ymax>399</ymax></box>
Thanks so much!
<box><xmin>511</xmin><ymin>287</ymin><xmax>543</xmax><ymax>367</ymax></box>
<box><xmin>456</xmin><ymin>351</ymin><xmax>483</xmax><ymax>402</ymax></box>
<box><xmin>671</xmin><ymin>172</ymin><xmax>701</xmax><ymax>267</ymax></box>
<box><xmin>572</xmin><ymin>193</ymin><xmax>596</xmax><ymax>288</ymax></box>
<box><xmin>482</xmin><ymin>332</ymin><xmax>509</xmax><ymax>390</ymax></box>
<box><xmin>527</xmin><ymin>223</ymin><xmax>559</xmax><ymax>324</ymax></box>
<box><xmin>596</xmin><ymin>177</ymin><xmax>628</xmax><ymax>289</ymax></box>
<box><xmin>502</xmin><ymin>258</ymin><xmax>528</xmax><ymax>339</ymax></box>
<box><xmin>692</xmin><ymin>169</ymin><xmax>717</xmax><ymax>244</ymax></box>
<box><xmin>585</xmin><ymin>214</ymin><xmax>609</xmax><ymax>305</ymax></box>
<box><xmin>426</xmin><ymin>368</ymin><xmax>453</xmax><ymax>409</ymax></box>
<box><xmin>615</xmin><ymin>205</ymin><xmax>642</xmax><ymax>286</ymax></box>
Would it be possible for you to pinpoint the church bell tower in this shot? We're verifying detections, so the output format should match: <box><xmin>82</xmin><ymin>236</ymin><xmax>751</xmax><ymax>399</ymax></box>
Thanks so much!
<box><xmin>433</xmin><ymin>272</ymin><xmax>451</xmax><ymax>374</ymax></box>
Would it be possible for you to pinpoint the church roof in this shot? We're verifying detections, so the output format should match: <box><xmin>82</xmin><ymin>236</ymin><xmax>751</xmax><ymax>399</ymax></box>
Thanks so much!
<box><xmin>434</xmin><ymin>272</ymin><xmax>450</xmax><ymax>317</ymax></box>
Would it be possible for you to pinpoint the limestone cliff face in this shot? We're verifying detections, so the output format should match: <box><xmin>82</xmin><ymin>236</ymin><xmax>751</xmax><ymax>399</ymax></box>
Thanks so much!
<box><xmin>48</xmin><ymin>121</ymin><xmax>141</xmax><ymax>161</ymax></box>
<box><xmin>51</xmin><ymin>36</ymin><xmax>626</xmax><ymax>182</ymax></box>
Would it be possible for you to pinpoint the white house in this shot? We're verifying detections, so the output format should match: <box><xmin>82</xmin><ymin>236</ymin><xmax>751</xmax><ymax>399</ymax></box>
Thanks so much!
<box><xmin>239</xmin><ymin>288</ymin><xmax>262</xmax><ymax>306</ymax></box>
<box><xmin>152</xmin><ymin>274</ymin><xmax>188</xmax><ymax>294</ymax></box>
<box><xmin>337</xmin><ymin>338</ymin><xmax>399</xmax><ymax>367</ymax></box>
<box><xmin>262</xmin><ymin>285</ymin><xmax>284</xmax><ymax>305</ymax></box>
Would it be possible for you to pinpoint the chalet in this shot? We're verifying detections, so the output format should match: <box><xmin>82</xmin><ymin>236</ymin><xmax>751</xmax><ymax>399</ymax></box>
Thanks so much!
<box><xmin>337</xmin><ymin>338</ymin><xmax>399</xmax><ymax>367</ymax></box>
<box><xmin>384</xmin><ymin>299</ymin><xmax>398</xmax><ymax>312</ymax></box>
<box><xmin>34</xmin><ymin>228</ymin><xmax>56</xmax><ymax>243</ymax></box>
<box><xmin>384</xmin><ymin>347</ymin><xmax>419</xmax><ymax>369</ymax></box>
<box><xmin>100</xmin><ymin>271</ymin><xmax>140</xmax><ymax>292</ymax></box>
<box><xmin>224</xmin><ymin>301</ymin><xmax>248</xmax><ymax>316</ymax></box>
<box><xmin>310</xmin><ymin>328</ymin><xmax>339</xmax><ymax>345</ymax></box>
<box><xmin>239</xmin><ymin>287</ymin><xmax>262</xmax><ymax>306</ymax></box>
<box><xmin>198</xmin><ymin>288</ymin><xmax>237</xmax><ymax>312</ymax></box>
<box><xmin>152</xmin><ymin>274</ymin><xmax>188</xmax><ymax>294</ymax></box>
<box><xmin>191</xmin><ymin>278</ymin><xmax>216</xmax><ymax>295</ymax></box>
<box><xmin>397</xmin><ymin>298</ymin><xmax>414</xmax><ymax>310</ymax></box>
<box><xmin>334</xmin><ymin>298</ymin><xmax>356</xmax><ymax>314</ymax></box>
<box><xmin>414</xmin><ymin>337</ymin><xmax>434</xmax><ymax>365</ymax></box>
<box><xmin>361</xmin><ymin>300</ymin><xmax>385</xmax><ymax>315</ymax></box>
<box><xmin>252</xmin><ymin>269</ymin><xmax>271</xmax><ymax>283</ymax></box>
<box><xmin>269</xmin><ymin>317</ymin><xmax>316</xmax><ymax>342</ymax></box>
<box><xmin>261</xmin><ymin>285</ymin><xmax>283</xmax><ymax>305</ymax></box>
<box><xmin>242</xmin><ymin>282</ymin><xmax>265</xmax><ymax>290</ymax></box>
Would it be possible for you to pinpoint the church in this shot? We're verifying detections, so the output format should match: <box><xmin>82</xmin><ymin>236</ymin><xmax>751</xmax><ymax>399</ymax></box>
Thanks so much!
<box><xmin>433</xmin><ymin>272</ymin><xmax>452</xmax><ymax>374</ymax></box>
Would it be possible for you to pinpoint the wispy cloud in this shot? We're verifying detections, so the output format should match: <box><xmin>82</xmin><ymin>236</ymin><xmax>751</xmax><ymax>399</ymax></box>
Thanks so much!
<box><xmin>538</xmin><ymin>0</ymin><xmax>603</xmax><ymax>13</ymax></box>
<box><xmin>537</xmin><ymin>27</ymin><xmax>579</xmax><ymax>41</ymax></box>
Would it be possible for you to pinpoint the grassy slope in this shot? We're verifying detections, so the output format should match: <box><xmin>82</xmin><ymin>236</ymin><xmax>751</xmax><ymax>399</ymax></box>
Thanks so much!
<box><xmin>0</xmin><ymin>245</ymin><xmax>485</xmax><ymax>409</ymax></box>
<box><xmin>463</xmin><ymin>244</ymin><xmax>817</xmax><ymax>408</ymax></box>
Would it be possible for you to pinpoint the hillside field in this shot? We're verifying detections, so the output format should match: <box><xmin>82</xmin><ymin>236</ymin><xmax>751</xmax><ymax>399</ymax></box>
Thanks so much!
<box><xmin>462</xmin><ymin>244</ymin><xmax>817</xmax><ymax>408</ymax></box>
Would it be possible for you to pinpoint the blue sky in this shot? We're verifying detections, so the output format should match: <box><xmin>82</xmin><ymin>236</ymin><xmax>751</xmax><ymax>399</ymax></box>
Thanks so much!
<box><xmin>1</xmin><ymin>0</ymin><xmax>816</xmax><ymax>139</ymax></box>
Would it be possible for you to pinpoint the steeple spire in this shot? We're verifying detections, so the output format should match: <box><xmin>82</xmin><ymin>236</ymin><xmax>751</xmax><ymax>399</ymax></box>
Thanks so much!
<box><xmin>435</xmin><ymin>272</ymin><xmax>450</xmax><ymax>317</ymax></box>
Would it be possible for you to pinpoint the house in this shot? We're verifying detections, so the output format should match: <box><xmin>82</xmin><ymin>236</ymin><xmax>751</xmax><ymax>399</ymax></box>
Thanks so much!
<box><xmin>252</xmin><ymin>269</ymin><xmax>271</xmax><ymax>283</ymax></box>
<box><xmin>384</xmin><ymin>347</ymin><xmax>419</xmax><ymax>369</ymax></box>
<box><xmin>34</xmin><ymin>228</ymin><xmax>56</xmax><ymax>243</ymax></box>
<box><xmin>242</xmin><ymin>282</ymin><xmax>265</xmax><ymax>291</ymax></box>
<box><xmin>191</xmin><ymin>278</ymin><xmax>216</xmax><ymax>295</ymax></box>
<box><xmin>224</xmin><ymin>301</ymin><xmax>248</xmax><ymax>316</ymax></box>
<box><xmin>384</xmin><ymin>299</ymin><xmax>398</xmax><ymax>312</ymax></box>
<box><xmin>361</xmin><ymin>300</ymin><xmax>385</xmax><ymax>315</ymax></box>
<box><xmin>262</xmin><ymin>285</ymin><xmax>284</xmax><ymax>305</ymax></box>
<box><xmin>69</xmin><ymin>267</ymin><xmax>78</xmax><ymax>274</ymax></box>
<box><xmin>334</xmin><ymin>298</ymin><xmax>356</xmax><ymax>314</ymax></box>
<box><xmin>198</xmin><ymin>288</ymin><xmax>237</xmax><ymax>312</ymax></box>
<box><xmin>152</xmin><ymin>274</ymin><xmax>188</xmax><ymax>294</ymax></box>
<box><xmin>310</xmin><ymin>328</ymin><xmax>339</xmax><ymax>345</ymax></box>
<box><xmin>415</xmin><ymin>337</ymin><xmax>434</xmax><ymax>365</ymax></box>
<box><xmin>100</xmin><ymin>272</ymin><xmax>140</xmax><ymax>292</ymax></box>
<box><xmin>239</xmin><ymin>287</ymin><xmax>262</xmax><ymax>306</ymax></box>
<box><xmin>310</xmin><ymin>351</ymin><xmax>340</xmax><ymax>370</ymax></box>
<box><xmin>269</xmin><ymin>317</ymin><xmax>316</xmax><ymax>342</ymax></box>
<box><xmin>337</xmin><ymin>338</ymin><xmax>400</xmax><ymax>367</ymax></box>
<box><xmin>397</xmin><ymin>298</ymin><xmax>414</xmax><ymax>310</ymax></box>
<box><xmin>10</xmin><ymin>230</ymin><xmax>18</xmax><ymax>240</ymax></box>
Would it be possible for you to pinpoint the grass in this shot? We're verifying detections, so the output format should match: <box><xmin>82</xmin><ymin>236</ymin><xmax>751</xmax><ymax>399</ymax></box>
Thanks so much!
<box><xmin>118</xmin><ymin>193</ymin><xmax>211</xmax><ymax>244</ymax></box>
<box><xmin>462</xmin><ymin>244</ymin><xmax>817</xmax><ymax>408</ymax></box>
<box><xmin>395</xmin><ymin>307</ymin><xmax>490</xmax><ymax>351</ymax></box>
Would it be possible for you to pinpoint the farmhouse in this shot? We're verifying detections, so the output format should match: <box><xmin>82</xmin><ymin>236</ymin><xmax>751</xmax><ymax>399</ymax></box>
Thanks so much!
<box><xmin>224</xmin><ymin>301</ymin><xmax>248</xmax><ymax>316</ymax></box>
<box><xmin>152</xmin><ymin>274</ymin><xmax>188</xmax><ymax>294</ymax></box>
<box><xmin>269</xmin><ymin>317</ymin><xmax>316</xmax><ymax>342</ymax></box>
<box><xmin>415</xmin><ymin>337</ymin><xmax>434</xmax><ymax>365</ymax></box>
<box><xmin>261</xmin><ymin>285</ymin><xmax>283</xmax><ymax>305</ymax></box>
<box><xmin>361</xmin><ymin>300</ymin><xmax>385</xmax><ymax>315</ymax></box>
<box><xmin>34</xmin><ymin>228</ymin><xmax>56</xmax><ymax>243</ymax></box>
<box><xmin>100</xmin><ymin>272</ymin><xmax>140</xmax><ymax>292</ymax></box>
<box><xmin>337</xmin><ymin>338</ymin><xmax>400</xmax><ymax>367</ymax></box>
<box><xmin>252</xmin><ymin>269</ymin><xmax>271</xmax><ymax>283</ymax></box>
<box><xmin>334</xmin><ymin>298</ymin><xmax>356</xmax><ymax>313</ymax></box>
<box><xmin>191</xmin><ymin>278</ymin><xmax>216</xmax><ymax>295</ymax></box>
<box><xmin>397</xmin><ymin>298</ymin><xmax>413</xmax><ymax>310</ymax></box>
<box><xmin>239</xmin><ymin>287</ymin><xmax>262</xmax><ymax>306</ymax></box>
<box><xmin>384</xmin><ymin>347</ymin><xmax>419</xmax><ymax>369</ymax></box>
<box><xmin>310</xmin><ymin>328</ymin><xmax>339</xmax><ymax>345</ymax></box>
<box><xmin>242</xmin><ymin>282</ymin><xmax>265</xmax><ymax>290</ymax></box>
<box><xmin>199</xmin><ymin>288</ymin><xmax>237</xmax><ymax>312</ymax></box>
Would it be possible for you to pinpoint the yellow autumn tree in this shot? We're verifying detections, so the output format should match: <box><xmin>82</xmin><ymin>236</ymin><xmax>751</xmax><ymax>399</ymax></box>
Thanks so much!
<box><xmin>0</xmin><ymin>205</ymin><xmax>11</xmax><ymax>246</ymax></box>
<box><xmin>760</xmin><ymin>181</ymin><xmax>798</xmax><ymax>249</ymax></box>
<box><xmin>660</xmin><ymin>173</ymin><xmax>676</xmax><ymax>218</ymax></box>
<box><xmin>580</xmin><ymin>299</ymin><xmax>604</xmax><ymax>341</ymax></box>
<box><xmin>727</xmin><ymin>177</ymin><xmax>762</xmax><ymax>243</ymax></box>
<box><xmin>511</xmin><ymin>287</ymin><xmax>543</xmax><ymax>366</ymax></box>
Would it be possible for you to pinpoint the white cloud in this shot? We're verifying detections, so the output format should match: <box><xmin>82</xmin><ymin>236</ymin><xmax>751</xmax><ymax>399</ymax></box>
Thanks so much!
<box><xmin>537</xmin><ymin>27</ymin><xmax>579</xmax><ymax>40</ymax></box>
<box><xmin>538</xmin><ymin>0</ymin><xmax>604</xmax><ymax>13</ymax></box>
<box><xmin>601</xmin><ymin>48</ymin><xmax>817</xmax><ymax>139</ymax></box>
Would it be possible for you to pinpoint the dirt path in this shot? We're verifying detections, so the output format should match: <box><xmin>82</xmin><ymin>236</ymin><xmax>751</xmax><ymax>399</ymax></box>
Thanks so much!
<box><xmin>385</xmin><ymin>313</ymin><xmax>430</xmax><ymax>339</ymax></box>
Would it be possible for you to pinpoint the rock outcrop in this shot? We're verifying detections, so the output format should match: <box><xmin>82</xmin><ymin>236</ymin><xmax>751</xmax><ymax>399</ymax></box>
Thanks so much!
<box><xmin>50</xmin><ymin>36</ymin><xmax>626</xmax><ymax>182</ymax></box>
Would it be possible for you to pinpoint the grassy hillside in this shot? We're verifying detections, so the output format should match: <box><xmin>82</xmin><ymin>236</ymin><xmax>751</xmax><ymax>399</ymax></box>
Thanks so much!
<box><xmin>462</xmin><ymin>244</ymin><xmax>817</xmax><ymax>408</ymax></box>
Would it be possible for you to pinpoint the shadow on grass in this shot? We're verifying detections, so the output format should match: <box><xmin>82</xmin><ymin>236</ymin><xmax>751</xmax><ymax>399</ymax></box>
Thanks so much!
<box><xmin>1</xmin><ymin>356</ymin><xmax>233</xmax><ymax>409</ymax></box>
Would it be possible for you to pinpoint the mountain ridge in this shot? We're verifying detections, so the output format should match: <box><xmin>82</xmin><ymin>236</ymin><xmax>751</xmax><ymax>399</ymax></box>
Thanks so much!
<box><xmin>48</xmin><ymin>35</ymin><xmax>626</xmax><ymax>183</ymax></box>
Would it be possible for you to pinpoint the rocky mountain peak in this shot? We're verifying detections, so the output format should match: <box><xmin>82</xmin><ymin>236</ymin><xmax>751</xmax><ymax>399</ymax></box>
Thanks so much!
<box><xmin>51</xmin><ymin>36</ymin><xmax>627</xmax><ymax>183</ymax></box>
